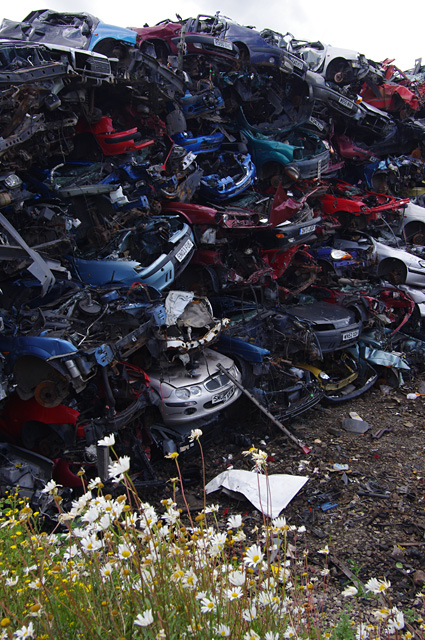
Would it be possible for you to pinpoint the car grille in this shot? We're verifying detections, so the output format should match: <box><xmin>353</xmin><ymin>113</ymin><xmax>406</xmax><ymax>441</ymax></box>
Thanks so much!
<box><xmin>204</xmin><ymin>371</ymin><xmax>230</xmax><ymax>391</ymax></box>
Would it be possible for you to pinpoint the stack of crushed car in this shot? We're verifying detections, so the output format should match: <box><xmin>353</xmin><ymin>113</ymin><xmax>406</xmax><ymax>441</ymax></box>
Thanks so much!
<box><xmin>2</xmin><ymin>8</ymin><xmax>425</xmax><ymax>505</ymax></box>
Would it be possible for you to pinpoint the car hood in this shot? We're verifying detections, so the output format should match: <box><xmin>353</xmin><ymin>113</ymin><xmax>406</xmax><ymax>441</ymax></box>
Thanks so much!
<box><xmin>285</xmin><ymin>301</ymin><xmax>356</xmax><ymax>328</ymax></box>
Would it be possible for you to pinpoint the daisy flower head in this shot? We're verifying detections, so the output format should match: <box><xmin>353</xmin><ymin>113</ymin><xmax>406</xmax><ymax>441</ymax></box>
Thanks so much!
<box><xmin>228</xmin><ymin>569</ymin><xmax>245</xmax><ymax>586</ymax></box>
<box><xmin>317</xmin><ymin>544</ymin><xmax>330</xmax><ymax>555</ymax></box>
<box><xmin>134</xmin><ymin>609</ymin><xmax>154</xmax><ymax>627</ymax></box>
<box><xmin>341</xmin><ymin>585</ymin><xmax>358</xmax><ymax>597</ymax></box>
<box><xmin>388</xmin><ymin>607</ymin><xmax>404</xmax><ymax>632</ymax></box>
<box><xmin>365</xmin><ymin>577</ymin><xmax>391</xmax><ymax>594</ymax></box>
<box><xmin>118</xmin><ymin>542</ymin><xmax>135</xmax><ymax>560</ymax></box>
<box><xmin>244</xmin><ymin>631</ymin><xmax>260</xmax><ymax>640</ymax></box>
<box><xmin>215</xmin><ymin>624</ymin><xmax>231</xmax><ymax>637</ymax></box>
<box><xmin>100</xmin><ymin>562</ymin><xmax>115</xmax><ymax>579</ymax></box>
<box><xmin>189</xmin><ymin>428</ymin><xmax>203</xmax><ymax>442</ymax></box>
<box><xmin>251</xmin><ymin>449</ymin><xmax>268</xmax><ymax>468</ymax></box>
<box><xmin>200</xmin><ymin>597</ymin><xmax>216</xmax><ymax>614</ymax></box>
<box><xmin>356</xmin><ymin>624</ymin><xmax>368</xmax><ymax>640</ymax></box>
<box><xmin>41</xmin><ymin>479</ymin><xmax>61</xmax><ymax>496</ymax></box>
<box><xmin>243</xmin><ymin>543</ymin><xmax>264</xmax><ymax>568</ymax></box>
<box><xmin>272</xmin><ymin>517</ymin><xmax>290</xmax><ymax>532</ymax></box>
<box><xmin>108</xmin><ymin>455</ymin><xmax>130</xmax><ymax>482</ymax></box>
<box><xmin>97</xmin><ymin>433</ymin><xmax>115</xmax><ymax>447</ymax></box>
<box><xmin>226</xmin><ymin>586</ymin><xmax>243</xmax><ymax>600</ymax></box>
<box><xmin>203</xmin><ymin>504</ymin><xmax>219</xmax><ymax>514</ymax></box>
<box><xmin>165</xmin><ymin>451</ymin><xmax>179</xmax><ymax>460</ymax></box>
<box><xmin>227</xmin><ymin>514</ymin><xmax>242</xmax><ymax>529</ymax></box>
<box><xmin>13</xmin><ymin>622</ymin><xmax>35</xmax><ymax>639</ymax></box>
<box><xmin>283</xmin><ymin>627</ymin><xmax>296</xmax><ymax>639</ymax></box>
<box><xmin>87</xmin><ymin>477</ymin><xmax>104</xmax><ymax>491</ymax></box>
<box><xmin>242</xmin><ymin>605</ymin><xmax>257</xmax><ymax>622</ymax></box>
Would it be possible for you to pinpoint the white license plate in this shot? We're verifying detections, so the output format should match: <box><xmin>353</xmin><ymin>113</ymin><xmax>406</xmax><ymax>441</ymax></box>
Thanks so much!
<box><xmin>338</xmin><ymin>96</ymin><xmax>354</xmax><ymax>109</ymax></box>
<box><xmin>289</xmin><ymin>56</ymin><xmax>304</xmax><ymax>69</ymax></box>
<box><xmin>176</xmin><ymin>238</ymin><xmax>194</xmax><ymax>262</ymax></box>
<box><xmin>308</xmin><ymin>116</ymin><xmax>324</xmax><ymax>131</ymax></box>
<box><xmin>214</xmin><ymin>38</ymin><xmax>233</xmax><ymax>50</ymax></box>
<box><xmin>299</xmin><ymin>224</ymin><xmax>316</xmax><ymax>235</ymax></box>
<box><xmin>212</xmin><ymin>386</ymin><xmax>234</xmax><ymax>405</ymax></box>
<box><xmin>342</xmin><ymin>329</ymin><xmax>359</xmax><ymax>341</ymax></box>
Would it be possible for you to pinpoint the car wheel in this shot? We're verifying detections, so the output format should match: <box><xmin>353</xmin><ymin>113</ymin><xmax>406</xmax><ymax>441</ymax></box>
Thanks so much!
<box><xmin>378</xmin><ymin>258</ymin><xmax>407</xmax><ymax>285</ymax></box>
<box><xmin>325</xmin><ymin>58</ymin><xmax>353</xmax><ymax>85</ymax></box>
<box><xmin>92</xmin><ymin>38</ymin><xmax>129</xmax><ymax>60</ymax></box>
<box><xmin>318</xmin><ymin>260</ymin><xmax>337</xmax><ymax>285</ymax></box>
<box><xmin>141</xmin><ymin>40</ymin><xmax>169</xmax><ymax>63</ymax></box>
<box><xmin>403</xmin><ymin>221</ymin><xmax>425</xmax><ymax>244</ymax></box>
<box><xmin>258</xmin><ymin>162</ymin><xmax>285</xmax><ymax>191</ymax></box>
<box><xmin>235</xmin><ymin>43</ymin><xmax>250</xmax><ymax>69</ymax></box>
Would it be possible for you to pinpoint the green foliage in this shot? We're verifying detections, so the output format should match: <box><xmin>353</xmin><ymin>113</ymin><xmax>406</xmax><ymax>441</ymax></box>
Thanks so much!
<box><xmin>328</xmin><ymin>611</ymin><xmax>356</xmax><ymax>640</ymax></box>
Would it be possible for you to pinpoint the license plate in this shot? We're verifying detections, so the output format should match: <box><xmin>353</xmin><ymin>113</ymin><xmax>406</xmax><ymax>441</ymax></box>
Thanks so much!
<box><xmin>342</xmin><ymin>329</ymin><xmax>359</xmax><ymax>341</ymax></box>
<box><xmin>176</xmin><ymin>238</ymin><xmax>194</xmax><ymax>262</ymax></box>
<box><xmin>214</xmin><ymin>38</ymin><xmax>233</xmax><ymax>50</ymax></box>
<box><xmin>338</xmin><ymin>96</ymin><xmax>354</xmax><ymax>109</ymax></box>
<box><xmin>308</xmin><ymin>116</ymin><xmax>324</xmax><ymax>131</ymax></box>
<box><xmin>292</xmin><ymin>57</ymin><xmax>304</xmax><ymax>69</ymax></box>
<box><xmin>212</xmin><ymin>386</ymin><xmax>234</xmax><ymax>405</ymax></box>
<box><xmin>299</xmin><ymin>224</ymin><xmax>316</xmax><ymax>235</ymax></box>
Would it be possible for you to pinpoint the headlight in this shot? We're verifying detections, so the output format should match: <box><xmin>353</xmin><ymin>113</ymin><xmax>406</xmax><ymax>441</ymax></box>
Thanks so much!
<box><xmin>330</xmin><ymin>249</ymin><xmax>352</xmax><ymax>260</ymax></box>
<box><xmin>188</xmin><ymin>385</ymin><xmax>202</xmax><ymax>397</ymax></box>
<box><xmin>418</xmin><ymin>260</ymin><xmax>425</xmax><ymax>269</ymax></box>
<box><xmin>175</xmin><ymin>388</ymin><xmax>191</xmax><ymax>399</ymax></box>
<box><xmin>228</xmin><ymin>364</ymin><xmax>239</xmax><ymax>378</ymax></box>
<box><xmin>4</xmin><ymin>174</ymin><xmax>22</xmax><ymax>189</ymax></box>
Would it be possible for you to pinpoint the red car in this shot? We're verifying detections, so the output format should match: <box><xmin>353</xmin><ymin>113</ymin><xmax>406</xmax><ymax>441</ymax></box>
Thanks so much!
<box><xmin>319</xmin><ymin>179</ymin><xmax>409</xmax><ymax>229</ymax></box>
<box><xmin>130</xmin><ymin>20</ymin><xmax>239</xmax><ymax>70</ymax></box>
<box><xmin>361</xmin><ymin>60</ymin><xmax>423</xmax><ymax>115</ymax></box>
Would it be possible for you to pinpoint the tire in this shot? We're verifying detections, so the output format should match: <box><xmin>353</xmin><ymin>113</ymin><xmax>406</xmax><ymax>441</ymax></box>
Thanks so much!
<box><xmin>403</xmin><ymin>221</ymin><xmax>425</xmax><ymax>245</ymax></box>
<box><xmin>258</xmin><ymin>162</ymin><xmax>285</xmax><ymax>190</ymax></box>
<box><xmin>325</xmin><ymin>58</ymin><xmax>353</xmax><ymax>85</ymax></box>
<box><xmin>92</xmin><ymin>39</ymin><xmax>129</xmax><ymax>60</ymax></box>
<box><xmin>235</xmin><ymin>43</ymin><xmax>250</xmax><ymax>69</ymax></box>
<box><xmin>378</xmin><ymin>259</ymin><xmax>407</xmax><ymax>285</ymax></box>
<box><xmin>141</xmin><ymin>40</ymin><xmax>169</xmax><ymax>63</ymax></box>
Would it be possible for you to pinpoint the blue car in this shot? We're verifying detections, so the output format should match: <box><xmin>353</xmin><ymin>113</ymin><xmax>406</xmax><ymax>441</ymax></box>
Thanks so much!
<box><xmin>185</xmin><ymin>13</ymin><xmax>307</xmax><ymax>76</ymax></box>
<box><xmin>0</xmin><ymin>10</ymin><xmax>137</xmax><ymax>58</ymax></box>
<box><xmin>199</xmin><ymin>152</ymin><xmax>256</xmax><ymax>201</ymax></box>
<box><xmin>68</xmin><ymin>215</ymin><xmax>195</xmax><ymax>291</ymax></box>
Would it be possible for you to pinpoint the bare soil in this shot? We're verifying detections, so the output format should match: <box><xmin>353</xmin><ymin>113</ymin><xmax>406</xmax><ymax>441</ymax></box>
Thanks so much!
<box><xmin>155</xmin><ymin>376</ymin><xmax>425</xmax><ymax>621</ymax></box>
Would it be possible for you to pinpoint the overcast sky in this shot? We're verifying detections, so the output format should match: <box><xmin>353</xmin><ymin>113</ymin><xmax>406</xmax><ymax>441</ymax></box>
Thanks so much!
<box><xmin>1</xmin><ymin>0</ymin><xmax>423</xmax><ymax>71</ymax></box>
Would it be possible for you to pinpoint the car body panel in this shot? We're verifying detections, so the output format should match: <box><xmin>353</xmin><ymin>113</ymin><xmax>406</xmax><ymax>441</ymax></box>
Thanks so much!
<box><xmin>0</xmin><ymin>10</ymin><xmax>137</xmax><ymax>51</ymax></box>
<box><xmin>148</xmin><ymin>348</ymin><xmax>242</xmax><ymax>425</ymax></box>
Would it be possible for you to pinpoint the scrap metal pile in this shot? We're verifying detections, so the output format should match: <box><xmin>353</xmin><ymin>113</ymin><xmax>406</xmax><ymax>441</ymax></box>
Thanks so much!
<box><xmin>2</xmin><ymin>9</ymin><xmax>425</xmax><ymax>505</ymax></box>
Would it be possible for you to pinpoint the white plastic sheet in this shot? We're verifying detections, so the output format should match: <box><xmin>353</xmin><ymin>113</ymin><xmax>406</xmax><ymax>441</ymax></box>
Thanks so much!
<box><xmin>205</xmin><ymin>469</ymin><xmax>308</xmax><ymax>519</ymax></box>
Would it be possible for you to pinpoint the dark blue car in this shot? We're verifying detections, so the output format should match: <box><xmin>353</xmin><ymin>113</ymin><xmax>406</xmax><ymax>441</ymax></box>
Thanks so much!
<box><xmin>185</xmin><ymin>13</ymin><xmax>307</xmax><ymax>76</ymax></box>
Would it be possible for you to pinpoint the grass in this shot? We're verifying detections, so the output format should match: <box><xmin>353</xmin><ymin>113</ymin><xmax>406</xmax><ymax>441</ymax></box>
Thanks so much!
<box><xmin>0</xmin><ymin>435</ymin><xmax>421</xmax><ymax>640</ymax></box>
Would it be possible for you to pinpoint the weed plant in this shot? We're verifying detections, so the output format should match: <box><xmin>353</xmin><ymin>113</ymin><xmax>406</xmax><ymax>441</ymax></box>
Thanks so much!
<box><xmin>0</xmin><ymin>431</ymin><xmax>420</xmax><ymax>639</ymax></box>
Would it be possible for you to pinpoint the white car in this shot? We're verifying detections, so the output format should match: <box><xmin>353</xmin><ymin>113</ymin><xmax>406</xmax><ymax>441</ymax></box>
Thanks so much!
<box><xmin>334</xmin><ymin>232</ymin><xmax>425</xmax><ymax>287</ymax></box>
<box><xmin>273</xmin><ymin>33</ymin><xmax>376</xmax><ymax>85</ymax></box>
<box><xmin>373</xmin><ymin>236</ymin><xmax>425</xmax><ymax>287</ymax></box>
<box><xmin>148</xmin><ymin>348</ymin><xmax>242</xmax><ymax>425</ymax></box>
<box><xmin>394</xmin><ymin>200</ymin><xmax>425</xmax><ymax>244</ymax></box>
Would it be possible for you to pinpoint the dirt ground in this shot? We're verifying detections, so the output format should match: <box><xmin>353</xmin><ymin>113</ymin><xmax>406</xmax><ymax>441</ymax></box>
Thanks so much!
<box><xmin>154</xmin><ymin>374</ymin><xmax>425</xmax><ymax>620</ymax></box>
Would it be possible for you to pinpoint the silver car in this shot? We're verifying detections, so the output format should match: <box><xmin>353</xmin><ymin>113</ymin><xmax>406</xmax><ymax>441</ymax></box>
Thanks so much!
<box><xmin>148</xmin><ymin>348</ymin><xmax>242</xmax><ymax>425</ymax></box>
